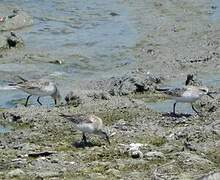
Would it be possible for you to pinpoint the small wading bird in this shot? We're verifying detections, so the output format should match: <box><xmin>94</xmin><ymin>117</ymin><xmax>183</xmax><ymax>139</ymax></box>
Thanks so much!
<box><xmin>60</xmin><ymin>113</ymin><xmax>110</xmax><ymax>146</ymax></box>
<box><xmin>9</xmin><ymin>76</ymin><xmax>61</xmax><ymax>107</ymax></box>
<box><xmin>156</xmin><ymin>86</ymin><xmax>214</xmax><ymax>115</ymax></box>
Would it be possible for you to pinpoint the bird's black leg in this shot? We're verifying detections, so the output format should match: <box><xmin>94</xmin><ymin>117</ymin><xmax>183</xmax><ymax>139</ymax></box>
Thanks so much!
<box><xmin>25</xmin><ymin>95</ymin><xmax>32</xmax><ymax>107</ymax></box>
<box><xmin>37</xmin><ymin>97</ymin><xmax>42</xmax><ymax>106</ymax></box>
<box><xmin>54</xmin><ymin>99</ymin><xmax>57</xmax><ymax>105</ymax></box>
<box><xmin>80</xmin><ymin>133</ymin><xmax>87</xmax><ymax>148</ymax></box>
<box><xmin>173</xmin><ymin>102</ymin><xmax>177</xmax><ymax>115</ymax></box>
<box><xmin>82</xmin><ymin>133</ymin><xmax>87</xmax><ymax>144</ymax></box>
<box><xmin>191</xmin><ymin>104</ymin><xmax>200</xmax><ymax>115</ymax></box>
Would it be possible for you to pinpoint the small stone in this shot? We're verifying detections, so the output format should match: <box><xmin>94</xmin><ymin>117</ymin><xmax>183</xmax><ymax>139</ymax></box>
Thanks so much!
<box><xmin>7</xmin><ymin>169</ymin><xmax>25</xmax><ymax>178</ymax></box>
<box><xmin>7</xmin><ymin>32</ymin><xmax>24</xmax><ymax>48</ymax></box>
<box><xmin>129</xmin><ymin>143</ymin><xmax>143</xmax><ymax>151</ymax></box>
<box><xmin>110</xmin><ymin>12</ymin><xmax>119</xmax><ymax>16</ymax></box>
<box><xmin>144</xmin><ymin>151</ymin><xmax>165</xmax><ymax>159</ymax></box>
<box><xmin>49</xmin><ymin>59</ymin><xmax>64</xmax><ymax>65</ymax></box>
<box><xmin>89</xmin><ymin>173</ymin><xmax>107</xmax><ymax>179</ymax></box>
<box><xmin>211</xmin><ymin>5</ymin><xmax>217</xmax><ymax>10</ymax></box>
<box><xmin>0</xmin><ymin>16</ymin><xmax>5</xmax><ymax>22</ymax></box>
<box><xmin>36</xmin><ymin>171</ymin><xmax>61</xmax><ymax>178</ymax></box>
<box><xmin>51</xmin><ymin>159</ymin><xmax>59</xmax><ymax>163</ymax></box>
<box><xmin>65</xmin><ymin>92</ymin><xmax>82</xmax><ymax>106</ymax></box>
<box><xmin>106</xmin><ymin>169</ymin><xmax>121</xmax><ymax>177</ymax></box>
<box><xmin>88</xmin><ymin>92</ymin><xmax>111</xmax><ymax>100</ymax></box>
<box><xmin>147</xmin><ymin>49</ymin><xmax>155</xmax><ymax>55</ymax></box>
<box><xmin>131</xmin><ymin>150</ymin><xmax>144</xmax><ymax>159</ymax></box>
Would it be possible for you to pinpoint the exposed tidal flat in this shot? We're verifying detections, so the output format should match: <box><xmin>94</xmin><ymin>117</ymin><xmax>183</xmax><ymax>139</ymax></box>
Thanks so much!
<box><xmin>0</xmin><ymin>0</ymin><xmax>220</xmax><ymax>179</ymax></box>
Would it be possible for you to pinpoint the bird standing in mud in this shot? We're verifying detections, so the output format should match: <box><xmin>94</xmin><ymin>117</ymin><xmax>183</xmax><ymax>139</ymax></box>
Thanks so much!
<box><xmin>9</xmin><ymin>76</ymin><xmax>61</xmax><ymax>107</ymax></box>
<box><xmin>60</xmin><ymin>113</ymin><xmax>110</xmax><ymax>146</ymax></box>
<box><xmin>156</xmin><ymin>85</ymin><xmax>214</xmax><ymax>115</ymax></box>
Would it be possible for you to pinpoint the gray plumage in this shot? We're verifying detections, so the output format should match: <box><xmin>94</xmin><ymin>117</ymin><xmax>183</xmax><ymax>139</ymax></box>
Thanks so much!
<box><xmin>157</xmin><ymin>87</ymin><xmax>188</xmax><ymax>98</ymax></box>
<box><xmin>60</xmin><ymin>113</ymin><xmax>110</xmax><ymax>145</ymax></box>
<box><xmin>60</xmin><ymin>114</ymin><xmax>93</xmax><ymax>124</ymax></box>
<box><xmin>9</xmin><ymin>77</ymin><xmax>61</xmax><ymax>106</ymax></box>
<box><xmin>156</xmin><ymin>85</ymin><xmax>214</xmax><ymax>115</ymax></box>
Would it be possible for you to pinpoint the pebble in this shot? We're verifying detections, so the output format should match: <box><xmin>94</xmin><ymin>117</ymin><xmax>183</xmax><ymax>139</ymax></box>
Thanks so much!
<box><xmin>131</xmin><ymin>150</ymin><xmax>144</xmax><ymax>159</ymax></box>
<box><xmin>145</xmin><ymin>151</ymin><xmax>165</xmax><ymax>159</ymax></box>
<box><xmin>7</xmin><ymin>169</ymin><xmax>25</xmax><ymax>178</ymax></box>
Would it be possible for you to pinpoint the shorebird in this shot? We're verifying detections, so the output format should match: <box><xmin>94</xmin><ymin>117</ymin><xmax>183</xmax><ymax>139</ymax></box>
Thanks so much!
<box><xmin>156</xmin><ymin>86</ymin><xmax>214</xmax><ymax>115</ymax></box>
<box><xmin>60</xmin><ymin>113</ymin><xmax>110</xmax><ymax>145</ymax></box>
<box><xmin>9</xmin><ymin>76</ymin><xmax>61</xmax><ymax>107</ymax></box>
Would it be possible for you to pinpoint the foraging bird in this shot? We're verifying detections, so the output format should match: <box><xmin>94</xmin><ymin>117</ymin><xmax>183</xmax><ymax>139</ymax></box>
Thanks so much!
<box><xmin>156</xmin><ymin>86</ymin><xmax>214</xmax><ymax>115</ymax></box>
<box><xmin>9</xmin><ymin>76</ymin><xmax>61</xmax><ymax>107</ymax></box>
<box><xmin>60</xmin><ymin>113</ymin><xmax>110</xmax><ymax>145</ymax></box>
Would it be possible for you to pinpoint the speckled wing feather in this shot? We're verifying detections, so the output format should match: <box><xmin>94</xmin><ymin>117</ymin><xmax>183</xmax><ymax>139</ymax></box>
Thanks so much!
<box><xmin>60</xmin><ymin>114</ymin><xmax>93</xmax><ymax>124</ymax></box>
<box><xmin>156</xmin><ymin>87</ymin><xmax>187</xmax><ymax>97</ymax></box>
<box><xmin>17</xmin><ymin>79</ymin><xmax>49</xmax><ymax>90</ymax></box>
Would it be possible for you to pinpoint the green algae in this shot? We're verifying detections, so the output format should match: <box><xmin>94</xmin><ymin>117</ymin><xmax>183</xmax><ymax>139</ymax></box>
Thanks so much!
<box><xmin>54</xmin><ymin>142</ymin><xmax>74</xmax><ymax>152</ymax></box>
<box><xmin>97</xmin><ymin>108</ymin><xmax>147</xmax><ymax>125</ymax></box>
<box><xmin>16</xmin><ymin>122</ymin><xmax>31</xmax><ymax>130</ymax></box>
<box><xmin>206</xmin><ymin>149</ymin><xmax>220</xmax><ymax>168</ymax></box>
<box><xmin>148</xmin><ymin>136</ymin><xmax>167</xmax><ymax>147</ymax></box>
<box><xmin>129</xmin><ymin>91</ymin><xmax>167</xmax><ymax>103</ymax></box>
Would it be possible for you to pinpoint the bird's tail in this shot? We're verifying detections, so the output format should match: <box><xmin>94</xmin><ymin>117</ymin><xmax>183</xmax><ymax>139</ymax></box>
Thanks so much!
<box><xmin>155</xmin><ymin>87</ymin><xmax>176</xmax><ymax>97</ymax></box>
<box><xmin>8</xmin><ymin>76</ymin><xmax>27</xmax><ymax>87</ymax></box>
<box><xmin>59</xmin><ymin>113</ymin><xmax>83</xmax><ymax>124</ymax></box>
<box><xmin>155</xmin><ymin>87</ymin><xmax>171</xmax><ymax>92</ymax></box>
<box><xmin>8</xmin><ymin>82</ymin><xmax>18</xmax><ymax>87</ymax></box>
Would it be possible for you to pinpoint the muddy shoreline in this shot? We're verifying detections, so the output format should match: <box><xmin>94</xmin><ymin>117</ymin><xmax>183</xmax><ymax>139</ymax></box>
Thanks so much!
<box><xmin>0</xmin><ymin>0</ymin><xmax>220</xmax><ymax>179</ymax></box>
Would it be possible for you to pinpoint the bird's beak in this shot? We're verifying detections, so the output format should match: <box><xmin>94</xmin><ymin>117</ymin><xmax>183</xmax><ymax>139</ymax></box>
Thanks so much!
<box><xmin>207</xmin><ymin>92</ymin><xmax>215</xmax><ymax>99</ymax></box>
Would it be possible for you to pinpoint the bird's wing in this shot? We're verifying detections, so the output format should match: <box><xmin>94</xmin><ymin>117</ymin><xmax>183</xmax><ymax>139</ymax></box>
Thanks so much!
<box><xmin>8</xmin><ymin>76</ymin><xmax>28</xmax><ymax>86</ymax></box>
<box><xmin>16</xmin><ymin>75</ymin><xmax>28</xmax><ymax>82</ymax></box>
<box><xmin>59</xmin><ymin>114</ymin><xmax>93</xmax><ymax>124</ymax></box>
<box><xmin>16</xmin><ymin>79</ymin><xmax>49</xmax><ymax>90</ymax></box>
<box><xmin>156</xmin><ymin>87</ymin><xmax>187</xmax><ymax>97</ymax></box>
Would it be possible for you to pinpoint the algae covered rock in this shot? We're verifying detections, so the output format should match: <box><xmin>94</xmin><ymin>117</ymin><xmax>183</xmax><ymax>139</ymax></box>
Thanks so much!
<box><xmin>0</xmin><ymin>9</ymin><xmax>33</xmax><ymax>31</ymax></box>
<box><xmin>108</xmin><ymin>71</ymin><xmax>161</xmax><ymax>96</ymax></box>
<box><xmin>0</xmin><ymin>32</ymin><xmax>24</xmax><ymax>52</ymax></box>
<box><xmin>7</xmin><ymin>168</ymin><xmax>25</xmax><ymax>178</ymax></box>
<box><xmin>65</xmin><ymin>92</ymin><xmax>83</xmax><ymax>106</ymax></box>
<box><xmin>144</xmin><ymin>151</ymin><xmax>165</xmax><ymax>160</ymax></box>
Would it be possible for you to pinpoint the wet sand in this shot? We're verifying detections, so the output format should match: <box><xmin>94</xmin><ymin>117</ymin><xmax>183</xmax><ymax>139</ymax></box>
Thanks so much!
<box><xmin>0</xmin><ymin>0</ymin><xmax>220</xmax><ymax>179</ymax></box>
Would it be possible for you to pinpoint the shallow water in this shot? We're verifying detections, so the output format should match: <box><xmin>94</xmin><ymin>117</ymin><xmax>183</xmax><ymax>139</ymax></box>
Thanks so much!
<box><xmin>146</xmin><ymin>72</ymin><xmax>220</xmax><ymax>113</ymax></box>
<box><xmin>1</xmin><ymin>0</ymin><xmax>137</xmax><ymax>78</ymax></box>
<box><xmin>146</xmin><ymin>99</ymin><xmax>194</xmax><ymax>114</ymax></box>
<box><xmin>210</xmin><ymin>0</ymin><xmax>220</xmax><ymax>21</ymax></box>
<box><xmin>0</xmin><ymin>0</ymin><xmax>141</xmax><ymax>108</ymax></box>
<box><xmin>0</xmin><ymin>0</ymin><xmax>220</xmax><ymax>109</ymax></box>
<box><xmin>0</xmin><ymin>125</ymin><xmax>11</xmax><ymax>133</ymax></box>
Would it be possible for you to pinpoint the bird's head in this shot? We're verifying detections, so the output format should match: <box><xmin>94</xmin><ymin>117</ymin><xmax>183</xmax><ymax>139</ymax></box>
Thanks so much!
<box><xmin>198</xmin><ymin>87</ymin><xmax>214</xmax><ymax>99</ymax></box>
<box><xmin>97</xmin><ymin>130</ymin><xmax>110</xmax><ymax>145</ymax></box>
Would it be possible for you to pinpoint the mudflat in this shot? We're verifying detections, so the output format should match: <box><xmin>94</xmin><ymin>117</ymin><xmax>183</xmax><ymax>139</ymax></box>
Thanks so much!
<box><xmin>0</xmin><ymin>0</ymin><xmax>220</xmax><ymax>179</ymax></box>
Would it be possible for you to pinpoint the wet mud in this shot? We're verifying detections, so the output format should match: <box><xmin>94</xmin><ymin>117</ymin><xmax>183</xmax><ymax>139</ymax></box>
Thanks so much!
<box><xmin>0</xmin><ymin>0</ymin><xmax>220</xmax><ymax>179</ymax></box>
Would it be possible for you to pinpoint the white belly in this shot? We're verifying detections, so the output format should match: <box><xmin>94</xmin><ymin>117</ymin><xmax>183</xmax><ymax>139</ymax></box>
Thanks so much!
<box><xmin>23</xmin><ymin>89</ymin><xmax>51</xmax><ymax>96</ymax></box>
<box><xmin>175</xmin><ymin>91</ymin><xmax>200</xmax><ymax>103</ymax></box>
<box><xmin>76</xmin><ymin>124</ymin><xmax>95</xmax><ymax>134</ymax></box>
<box><xmin>21</xmin><ymin>84</ymin><xmax>55</xmax><ymax>96</ymax></box>
<box><xmin>175</xmin><ymin>96</ymin><xmax>199</xmax><ymax>103</ymax></box>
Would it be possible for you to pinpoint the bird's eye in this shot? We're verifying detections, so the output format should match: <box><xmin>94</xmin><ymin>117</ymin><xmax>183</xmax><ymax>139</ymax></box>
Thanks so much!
<box><xmin>200</xmin><ymin>89</ymin><xmax>207</xmax><ymax>92</ymax></box>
